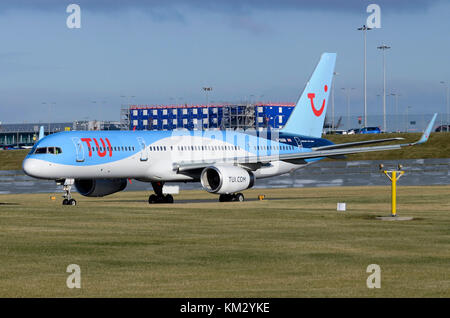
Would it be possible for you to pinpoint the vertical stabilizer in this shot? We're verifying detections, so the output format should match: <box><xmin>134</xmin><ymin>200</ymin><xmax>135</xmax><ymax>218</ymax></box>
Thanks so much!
<box><xmin>38</xmin><ymin>126</ymin><xmax>45</xmax><ymax>140</ymax></box>
<box><xmin>281</xmin><ymin>53</ymin><xmax>337</xmax><ymax>137</ymax></box>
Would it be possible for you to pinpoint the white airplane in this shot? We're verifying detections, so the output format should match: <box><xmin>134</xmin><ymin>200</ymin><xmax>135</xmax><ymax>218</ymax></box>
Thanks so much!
<box><xmin>22</xmin><ymin>53</ymin><xmax>437</xmax><ymax>205</ymax></box>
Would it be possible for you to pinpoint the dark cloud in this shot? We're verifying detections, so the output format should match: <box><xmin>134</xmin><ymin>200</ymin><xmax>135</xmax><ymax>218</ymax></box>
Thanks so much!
<box><xmin>0</xmin><ymin>0</ymin><xmax>444</xmax><ymax>15</ymax></box>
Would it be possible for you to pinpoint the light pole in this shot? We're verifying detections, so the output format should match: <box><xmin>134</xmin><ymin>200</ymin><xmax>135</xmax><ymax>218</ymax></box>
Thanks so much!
<box><xmin>342</xmin><ymin>88</ymin><xmax>356</xmax><ymax>130</ymax></box>
<box><xmin>202</xmin><ymin>87</ymin><xmax>212</xmax><ymax>130</ymax></box>
<box><xmin>390</xmin><ymin>93</ymin><xmax>401</xmax><ymax>132</ymax></box>
<box><xmin>332</xmin><ymin>72</ymin><xmax>339</xmax><ymax>130</ymax></box>
<box><xmin>42</xmin><ymin>102</ymin><xmax>55</xmax><ymax>134</ymax></box>
<box><xmin>42</xmin><ymin>102</ymin><xmax>48</xmax><ymax>133</ymax></box>
<box><xmin>405</xmin><ymin>106</ymin><xmax>412</xmax><ymax>132</ymax></box>
<box><xmin>377</xmin><ymin>44</ymin><xmax>390</xmax><ymax>132</ymax></box>
<box><xmin>440</xmin><ymin>81</ymin><xmax>449</xmax><ymax>131</ymax></box>
<box><xmin>358</xmin><ymin>25</ymin><xmax>372</xmax><ymax>127</ymax></box>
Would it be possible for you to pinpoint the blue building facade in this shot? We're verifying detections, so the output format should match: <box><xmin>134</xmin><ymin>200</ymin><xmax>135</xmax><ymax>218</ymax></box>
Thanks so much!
<box><xmin>128</xmin><ymin>104</ymin><xmax>295</xmax><ymax>131</ymax></box>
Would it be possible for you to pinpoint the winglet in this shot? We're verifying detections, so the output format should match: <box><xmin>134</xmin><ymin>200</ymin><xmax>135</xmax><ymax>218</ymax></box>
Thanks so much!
<box><xmin>38</xmin><ymin>126</ymin><xmax>45</xmax><ymax>140</ymax></box>
<box><xmin>416</xmin><ymin>113</ymin><xmax>437</xmax><ymax>145</ymax></box>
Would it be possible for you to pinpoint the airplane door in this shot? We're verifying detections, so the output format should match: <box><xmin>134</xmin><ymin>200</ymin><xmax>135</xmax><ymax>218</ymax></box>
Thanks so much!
<box><xmin>137</xmin><ymin>137</ymin><xmax>148</xmax><ymax>161</ymax></box>
<box><xmin>244</xmin><ymin>135</ymin><xmax>250</xmax><ymax>163</ymax></box>
<box><xmin>72</xmin><ymin>137</ymin><xmax>85</xmax><ymax>162</ymax></box>
<box><xmin>294</xmin><ymin>137</ymin><xmax>303</xmax><ymax>149</ymax></box>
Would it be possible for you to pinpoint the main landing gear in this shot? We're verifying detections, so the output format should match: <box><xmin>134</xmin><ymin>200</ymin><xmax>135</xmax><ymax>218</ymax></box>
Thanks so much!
<box><xmin>58</xmin><ymin>179</ymin><xmax>77</xmax><ymax>206</ymax></box>
<box><xmin>219</xmin><ymin>193</ymin><xmax>244</xmax><ymax>202</ymax></box>
<box><xmin>148</xmin><ymin>182</ymin><xmax>174</xmax><ymax>204</ymax></box>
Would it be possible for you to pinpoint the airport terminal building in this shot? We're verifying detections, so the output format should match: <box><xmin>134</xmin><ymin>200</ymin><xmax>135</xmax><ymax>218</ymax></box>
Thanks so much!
<box><xmin>125</xmin><ymin>103</ymin><xmax>295</xmax><ymax>131</ymax></box>
<box><xmin>1</xmin><ymin>103</ymin><xmax>295</xmax><ymax>148</ymax></box>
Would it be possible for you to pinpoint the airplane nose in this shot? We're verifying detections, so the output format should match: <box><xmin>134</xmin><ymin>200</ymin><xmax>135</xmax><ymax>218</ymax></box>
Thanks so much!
<box><xmin>23</xmin><ymin>158</ymin><xmax>42</xmax><ymax>178</ymax></box>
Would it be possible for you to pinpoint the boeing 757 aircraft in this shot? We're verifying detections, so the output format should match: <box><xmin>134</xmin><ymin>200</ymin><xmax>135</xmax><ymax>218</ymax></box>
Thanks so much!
<box><xmin>22</xmin><ymin>53</ymin><xmax>437</xmax><ymax>205</ymax></box>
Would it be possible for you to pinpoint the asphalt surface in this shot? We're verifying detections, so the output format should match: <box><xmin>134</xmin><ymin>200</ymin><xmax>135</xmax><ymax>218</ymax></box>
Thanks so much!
<box><xmin>0</xmin><ymin>158</ymin><xmax>448</xmax><ymax>195</ymax></box>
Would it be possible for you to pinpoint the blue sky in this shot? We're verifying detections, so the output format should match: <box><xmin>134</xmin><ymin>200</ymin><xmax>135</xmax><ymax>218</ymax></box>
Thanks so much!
<box><xmin>0</xmin><ymin>0</ymin><xmax>449</xmax><ymax>123</ymax></box>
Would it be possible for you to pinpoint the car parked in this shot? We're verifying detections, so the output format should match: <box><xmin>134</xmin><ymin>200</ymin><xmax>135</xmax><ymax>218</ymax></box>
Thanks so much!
<box><xmin>347</xmin><ymin>128</ymin><xmax>361</xmax><ymax>135</ymax></box>
<box><xmin>360</xmin><ymin>127</ymin><xmax>381</xmax><ymax>134</ymax></box>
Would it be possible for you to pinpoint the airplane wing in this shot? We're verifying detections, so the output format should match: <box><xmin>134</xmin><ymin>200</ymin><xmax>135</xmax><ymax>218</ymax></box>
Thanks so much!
<box><xmin>173</xmin><ymin>114</ymin><xmax>437</xmax><ymax>173</ymax></box>
<box><xmin>311</xmin><ymin>137</ymin><xmax>404</xmax><ymax>151</ymax></box>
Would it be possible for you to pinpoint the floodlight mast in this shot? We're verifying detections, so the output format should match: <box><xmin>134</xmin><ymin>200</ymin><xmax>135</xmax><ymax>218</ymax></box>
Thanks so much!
<box><xmin>358</xmin><ymin>25</ymin><xmax>372</xmax><ymax>128</ymax></box>
<box><xmin>377</xmin><ymin>44</ymin><xmax>391</xmax><ymax>132</ymax></box>
<box><xmin>202</xmin><ymin>87</ymin><xmax>213</xmax><ymax>129</ymax></box>
<box><xmin>440</xmin><ymin>81</ymin><xmax>449</xmax><ymax>131</ymax></box>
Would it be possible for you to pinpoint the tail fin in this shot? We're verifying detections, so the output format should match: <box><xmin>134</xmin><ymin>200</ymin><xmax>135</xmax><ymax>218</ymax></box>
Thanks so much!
<box><xmin>281</xmin><ymin>53</ymin><xmax>337</xmax><ymax>137</ymax></box>
<box><xmin>38</xmin><ymin>126</ymin><xmax>45</xmax><ymax>140</ymax></box>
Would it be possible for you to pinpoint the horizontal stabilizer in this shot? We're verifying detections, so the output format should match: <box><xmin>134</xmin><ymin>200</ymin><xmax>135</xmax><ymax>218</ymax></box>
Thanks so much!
<box><xmin>312</xmin><ymin>137</ymin><xmax>404</xmax><ymax>151</ymax></box>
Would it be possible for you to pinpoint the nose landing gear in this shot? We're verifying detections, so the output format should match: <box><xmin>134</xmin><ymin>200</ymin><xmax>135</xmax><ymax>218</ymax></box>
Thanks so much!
<box><xmin>58</xmin><ymin>178</ymin><xmax>77</xmax><ymax>206</ymax></box>
<box><xmin>148</xmin><ymin>181</ymin><xmax>174</xmax><ymax>204</ymax></box>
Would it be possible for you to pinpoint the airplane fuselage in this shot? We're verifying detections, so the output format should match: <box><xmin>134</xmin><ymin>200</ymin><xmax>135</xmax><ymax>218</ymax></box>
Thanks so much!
<box><xmin>22</xmin><ymin>129</ymin><xmax>333</xmax><ymax>181</ymax></box>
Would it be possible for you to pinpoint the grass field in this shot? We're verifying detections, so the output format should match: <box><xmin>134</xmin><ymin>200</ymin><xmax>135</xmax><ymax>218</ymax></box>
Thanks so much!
<box><xmin>0</xmin><ymin>186</ymin><xmax>449</xmax><ymax>297</ymax></box>
<box><xmin>1</xmin><ymin>132</ymin><xmax>449</xmax><ymax>171</ymax></box>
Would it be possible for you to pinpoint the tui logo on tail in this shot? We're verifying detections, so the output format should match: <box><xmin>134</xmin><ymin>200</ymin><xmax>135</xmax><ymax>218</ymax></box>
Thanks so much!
<box><xmin>307</xmin><ymin>84</ymin><xmax>328</xmax><ymax>117</ymax></box>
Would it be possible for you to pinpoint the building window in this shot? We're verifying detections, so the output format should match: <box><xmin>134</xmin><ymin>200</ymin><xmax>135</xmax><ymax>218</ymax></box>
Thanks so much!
<box><xmin>183</xmin><ymin>109</ymin><xmax>187</xmax><ymax>115</ymax></box>
<box><xmin>163</xmin><ymin>109</ymin><xmax>167</xmax><ymax>115</ymax></box>
<box><xmin>143</xmin><ymin>110</ymin><xmax>148</xmax><ymax>116</ymax></box>
<box><xmin>193</xmin><ymin>109</ymin><xmax>197</xmax><ymax>115</ymax></box>
<box><xmin>143</xmin><ymin>120</ymin><xmax>148</xmax><ymax>126</ymax></box>
<box><xmin>173</xmin><ymin>109</ymin><xmax>177</xmax><ymax>115</ymax></box>
<box><xmin>203</xmin><ymin>108</ymin><xmax>207</xmax><ymax>114</ymax></box>
<box><xmin>153</xmin><ymin>119</ymin><xmax>157</xmax><ymax>125</ymax></box>
<box><xmin>133</xmin><ymin>110</ymin><xmax>138</xmax><ymax>116</ymax></box>
<box><xmin>153</xmin><ymin>110</ymin><xmax>157</xmax><ymax>116</ymax></box>
<box><xmin>133</xmin><ymin>120</ymin><xmax>138</xmax><ymax>126</ymax></box>
<box><xmin>163</xmin><ymin>119</ymin><xmax>167</xmax><ymax>125</ymax></box>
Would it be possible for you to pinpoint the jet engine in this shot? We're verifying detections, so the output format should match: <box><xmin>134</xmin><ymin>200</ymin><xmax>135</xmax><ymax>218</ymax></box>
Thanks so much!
<box><xmin>74</xmin><ymin>178</ymin><xmax>127</xmax><ymax>197</ymax></box>
<box><xmin>200</xmin><ymin>165</ymin><xmax>254</xmax><ymax>194</ymax></box>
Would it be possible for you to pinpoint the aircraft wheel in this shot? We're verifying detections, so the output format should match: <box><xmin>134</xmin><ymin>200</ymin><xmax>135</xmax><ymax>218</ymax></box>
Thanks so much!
<box><xmin>68</xmin><ymin>199</ymin><xmax>77</xmax><ymax>206</ymax></box>
<box><xmin>219</xmin><ymin>194</ymin><xmax>232</xmax><ymax>202</ymax></box>
<box><xmin>165</xmin><ymin>194</ymin><xmax>174</xmax><ymax>203</ymax></box>
<box><xmin>148</xmin><ymin>194</ymin><xmax>157</xmax><ymax>204</ymax></box>
<box><xmin>234</xmin><ymin>193</ymin><xmax>244</xmax><ymax>202</ymax></box>
<box><xmin>62</xmin><ymin>199</ymin><xmax>69</xmax><ymax>205</ymax></box>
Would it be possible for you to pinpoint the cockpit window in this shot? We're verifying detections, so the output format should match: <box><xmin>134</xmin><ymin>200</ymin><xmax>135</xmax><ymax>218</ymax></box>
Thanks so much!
<box><xmin>34</xmin><ymin>147</ymin><xmax>47</xmax><ymax>154</ymax></box>
<box><xmin>33</xmin><ymin>147</ymin><xmax>63</xmax><ymax>155</ymax></box>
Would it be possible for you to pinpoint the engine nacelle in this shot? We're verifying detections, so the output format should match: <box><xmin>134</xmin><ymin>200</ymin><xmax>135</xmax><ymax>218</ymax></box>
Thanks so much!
<box><xmin>74</xmin><ymin>178</ymin><xmax>127</xmax><ymax>197</ymax></box>
<box><xmin>200</xmin><ymin>165</ymin><xmax>254</xmax><ymax>194</ymax></box>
